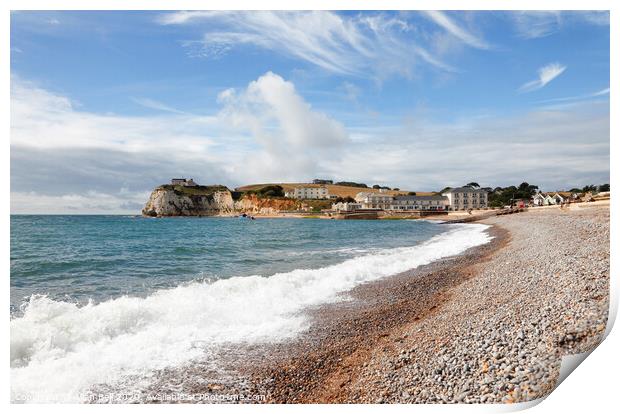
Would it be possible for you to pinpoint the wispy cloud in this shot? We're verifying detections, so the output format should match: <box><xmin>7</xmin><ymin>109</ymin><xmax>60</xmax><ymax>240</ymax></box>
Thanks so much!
<box><xmin>510</xmin><ymin>11</ymin><xmax>609</xmax><ymax>39</ymax></box>
<box><xmin>519</xmin><ymin>63</ymin><xmax>566</xmax><ymax>93</ymax></box>
<box><xmin>537</xmin><ymin>87</ymin><xmax>610</xmax><ymax>104</ymax></box>
<box><xmin>157</xmin><ymin>11</ymin><xmax>457</xmax><ymax>79</ymax></box>
<box><xmin>131</xmin><ymin>97</ymin><xmax>187</xmax><ymax>114</ymax></box>
<box><xmin>593</xmin><ymin>87</ymin><xmax>611</xmax><ymax>96</ymax></box>
<box><xmin>422</xmin><ymin>11</ymin><xmax>490</xmax><ymax>49</ymax></box>
<box><xmin>580</xmin><ymin>11</ymin><xmax>610</xmax><ymax>26</ymax></box>
<box><xmin>512</xmin><ymin>11</ymin><xmax>562</xmax><ymax>39</ymax></box>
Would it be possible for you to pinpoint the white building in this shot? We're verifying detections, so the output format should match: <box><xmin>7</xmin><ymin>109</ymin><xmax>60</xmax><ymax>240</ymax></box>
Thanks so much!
<box><xmin>354</xmin><ymin>192</ymin><xmax>394</xmax><ymax>209</ymax></box>
<box><xmin>532</xmin><ymin>192</ymin><xmax>571</xmax><ymax>206</ymax></box>
<box><xmin>553</xmin><ymin>193</ymin><xmax>565</xmax><ymax>204</ymax></box>
<box><xmin>532</xmin><ymin>193</ymin><xmax>546</xmax><ymax>206</ymax></box>
<box><xmin>441</xmin><ymin>187</ymin><xmax>488</xmax><ymax>211</ymax></box>
<box><xmin>171</xmin><ymin>178</ymin><xmax>198</xmax><ymax>187</ymax></box>
<box><xmin>389</xmin><ymin>195</ymin><xmax>449</xmax><ymax>211</ymax></box>
<box><xmin>331</xmin><ymin>202</ymin><xmax>363</xmax><ymax>212</ymax></box>
<box><xmin>285</xmin><ymin>185</ymin><xmax>330</xmax><ymax>199</ymax></box>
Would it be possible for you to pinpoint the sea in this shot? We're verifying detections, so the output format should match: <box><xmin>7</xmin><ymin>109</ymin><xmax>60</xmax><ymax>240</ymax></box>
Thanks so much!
<box><xmin>10</xmin><ymin>215</ymin><xmax>491</xmax><ymax>402</ymax></box>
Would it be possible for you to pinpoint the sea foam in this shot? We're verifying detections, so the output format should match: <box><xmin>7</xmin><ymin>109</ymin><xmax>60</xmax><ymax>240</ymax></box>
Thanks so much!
<box><xmin>10</xmin><ymin>223</ymin><xmax>491</xmax><ymax>402</ymax></box>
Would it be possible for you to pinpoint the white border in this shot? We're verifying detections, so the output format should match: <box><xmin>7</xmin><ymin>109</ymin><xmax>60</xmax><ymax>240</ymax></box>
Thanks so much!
<box><xmin>3</xmin><ymin>1</ymin><xmax>617</xmax><ymax>413</ymax></box>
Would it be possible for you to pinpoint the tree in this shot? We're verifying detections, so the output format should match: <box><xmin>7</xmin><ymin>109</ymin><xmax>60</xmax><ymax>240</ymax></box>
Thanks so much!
<box><xmin>407</xmin><ymin>191</ymin><xmax>417</xmax><ymax>196</ymax></box>
<box><xmin>599</xmin><ymin>184</ymin><xmax>610</xmax><ymax>192</ymax></box>
<box><xmin>393</xmin><ymin>188</ymin><xmax>400</xmax><ymax>191</ymax></box>
<box><xmin>334</xmin><ymin>181</ymin><xmax>368</xmax><ymax>188</ymax></box>
<box><xmin>257</xmin><ymin>185</ymin><xmax>284</xmax><ymax>197</ymax></box>
<box><xmin>518</xmin><ymin>182</ymin><xmax>539</xmax><ymax>197</ymax></box>
<box><xmin>569</xmin><ymin>188</ymin><xmax>582</xmax><ymax>193</ymax></box>
<box><xmin>465</xmin><ymin>182</ymin><xmax>480</xmax><ymax>189</ymax></box>
<box><xmin>487</xmin><ymin>182</ymin><xmax>540</xmax><ymax>208</ymax></box>
<box><xmin>334</xmin><ymin>196</ymin><xmax>355</xmax><ymax>203</ymax></box>
<box><xmin>582</xmin><ymin>184</ymin><xmax>597</xmax><ymax>193</ymax></box>
<box><xmin>372</xmin><ymin>184</ymin><xmax>381</xmax><ymax>189</ymax></box>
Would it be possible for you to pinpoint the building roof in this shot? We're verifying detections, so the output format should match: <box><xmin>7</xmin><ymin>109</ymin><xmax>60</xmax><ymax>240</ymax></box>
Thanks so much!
<box><xmin>292</xmin><ymin>185</ymin><xmax>327</xmax><ymax>189</ymax></box>
<box><xmin>355</xmin><ymin>192</ymin><xmax>394</xmax><ymax>198</ymax></box>
<box><xmin>442</xmin><ymin>187</ymin><xmax>487</xmax><ymax>194</ymax></box>
<box><xmin>394</xmin><ymin>195</ymin><xmax>448</xmax><ymax>201</ymax></box>
<box><xmin>536</xmin><ymin>191</ymin><xmax>569</xmax><ymax>198</ymax></box>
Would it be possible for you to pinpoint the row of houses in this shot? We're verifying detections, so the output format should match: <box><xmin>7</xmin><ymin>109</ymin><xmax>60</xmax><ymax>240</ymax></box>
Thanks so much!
<box><xmin>332</xmin><ymin>187</ymin><xmax>489</xmax><ymax>212</ymax></box>
<box><xmin>531</xmin><ymin>191</ymin><xmax>576</xmax><ymax>206</ymax></box>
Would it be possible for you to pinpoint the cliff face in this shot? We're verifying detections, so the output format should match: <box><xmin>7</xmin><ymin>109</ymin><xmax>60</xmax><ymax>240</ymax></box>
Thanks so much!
<box><xmin>142</xmin><ymin>185</ymin><xmax>303</xmax><ymax>217</ymax></box>
<box><xmin>142</xmin><ymin>186</ymin><xmax>235</xmax><ymax>217</ymax></box>
<box><xmin>234</xmin><ymin>194</ymin><xmax>300</xmax><ymax>215</ymax></box>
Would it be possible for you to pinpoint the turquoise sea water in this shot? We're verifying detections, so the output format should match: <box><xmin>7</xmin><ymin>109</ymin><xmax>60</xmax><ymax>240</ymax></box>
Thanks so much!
<box><xmin>10</xmin><ymin>215</ymin><xmax>444</xmax><ymax>312</ymax></box>
<box><xmin>10</xmin><ymin>214</ymin><xmax>492</xmax><ymax>402</ymax></box>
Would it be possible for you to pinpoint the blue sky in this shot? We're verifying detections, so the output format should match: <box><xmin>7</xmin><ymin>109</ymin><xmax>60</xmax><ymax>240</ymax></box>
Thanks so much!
<box><xmin>10</xmin><ymin>10</ymin><xmax>610</xmax><ymax>213</ymax></box>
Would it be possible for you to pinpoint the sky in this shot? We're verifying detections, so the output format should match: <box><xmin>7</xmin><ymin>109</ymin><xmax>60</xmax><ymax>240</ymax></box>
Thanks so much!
<box><xmin>10</xmin><ymin>10</ymin><xmax>610</xmax><ymax>214</ymax></box>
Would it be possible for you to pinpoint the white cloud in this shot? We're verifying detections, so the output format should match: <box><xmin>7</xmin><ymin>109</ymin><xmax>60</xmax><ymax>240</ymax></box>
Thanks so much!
<box><xmin>11</xmin><ymin>78</ymin><xmax>219</xmax><ymax>154</ymax></box>
<box><xmin>511</xmin><ymin>11</ymin><xmax>562</xmax><ymax>39</ymax></box>
<box><xmin>158</xmin><ymin>11</ymin><xmax>457</xmax><ymax>78</ymax></box>
<box><xmin>216</xmin><ymin>71</ymin><xmax>349</xmax><ymax>182</ymax></box>
<box><xmin>423</xmin><ymin>11</ymin><xmax>490</xmax><ymax>49</ymax></box>
<box><xmin>519</xmin><ymin>63</ymin><xmax>567</xmax><ymax>93</ymax></box>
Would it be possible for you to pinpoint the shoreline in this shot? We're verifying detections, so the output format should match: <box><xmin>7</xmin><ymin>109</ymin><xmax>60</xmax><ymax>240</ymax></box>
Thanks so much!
<box><xmin>141</xmin><ymin>222</ymin><xmax>506</xmax><ymax>402</ymax></box>
<box><xmin>111</xmin><ymin>206</ymin><xmax>609</xmax><ymax>404</ymax></box>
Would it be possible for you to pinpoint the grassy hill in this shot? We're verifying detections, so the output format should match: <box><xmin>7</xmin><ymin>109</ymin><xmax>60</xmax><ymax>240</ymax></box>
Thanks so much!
<box><xmin>236</xmin><ymin>183</ymin><xmax>434</xmax><ymax>198</ymax></box>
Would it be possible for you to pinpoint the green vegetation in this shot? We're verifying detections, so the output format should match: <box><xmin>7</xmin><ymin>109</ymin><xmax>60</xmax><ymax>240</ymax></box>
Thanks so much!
<box><xmin>569</xmin><ymin>184</ymin><xmax>609</xmax><ymax>194</ymax></box>
<box><xmin>243</xmin><ymin>185</ymin><xmax>285</xmax><ymax>198</ymax></box>
<box><xmin>372</xmin><ymin>184</ymin><xmax>391</xmax><ymax>190</ymax></box>
<box><xmin>303</xmin><ymin>199</ymin><xmax>333</xmax><ymax>212</ymax></box>
<box><xmin>465</xmin><ymin>182</ymin><xmax>480</xmax><ymax>188</ymax></box>
<box><xmin>333</xmin><ymin>196</ymin><xmax>356</xmax><ymax>203</ymax></box>
<box><xmin>407</xmin><ymin>191</ymin><xmax>417</xmax><ymax>196</ymax></box>
<box><xmin>231</xmin><ymin>191</ymin><xmax>244</xmax><ymax>201</ymax></box>
<box><xmin>487</xmin><ymin>182</ymin><xmax>539</xmax><ymax>208</ymax></box>
<box><xmin>161</xmin><ymin>184</ymin><xmax>230</xmax><ymax>197</ymax></box>
<box><xmin>334</xmin><ymin>181</ymin><xmax>368</xmax><ymax>188</ymax></box>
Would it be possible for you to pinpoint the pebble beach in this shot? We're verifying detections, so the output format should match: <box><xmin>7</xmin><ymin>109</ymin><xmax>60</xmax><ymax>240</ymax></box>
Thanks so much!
<box><xmin>349</xmin><ymin>205</ymin><xmax>610</xmax><ymax>403</ymax></box>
